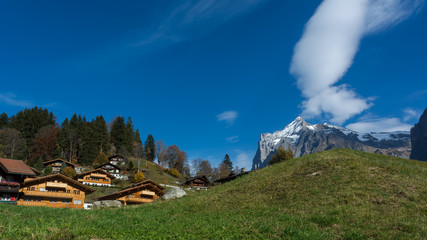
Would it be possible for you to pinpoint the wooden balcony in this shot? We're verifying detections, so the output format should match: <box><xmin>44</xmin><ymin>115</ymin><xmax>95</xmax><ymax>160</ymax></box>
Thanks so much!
<box><xmin>90</xmin><ymin>173</ymin><xmax>107</xmax><ymax>178</ymax></box>
<box><xmin>124</xmin><ymin>197</ymin><xmax>152</xmax><ymax>204</ymax></box>
<box><xmin>23</xmin><ymin>191</ymin><xmax>73</xmax><ymax>199</ymax></box>
<box><xmin>46</xmin><ymin>182</ymin><xmax>67</xmax><ymax>188</ymax></box>
<box><xmin>18</xmin><ymin>201</ymin><xmax>83</xmax><ymax>209</ymax></box>
<box><xmin>140</xmin><ymin>190</ymin><xmax>155</xmax><ymax>196</ymax></box>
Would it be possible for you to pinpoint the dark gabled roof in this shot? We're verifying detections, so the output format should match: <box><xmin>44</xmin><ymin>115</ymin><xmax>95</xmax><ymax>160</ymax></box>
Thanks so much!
<box><xmin>213</xmin><ymin>172</ymin><xmax>249</xmax><ymax>183</ymax></box>
<box><xmin>97</xmin><ymin>182</ymin><xmax>164</xmax><ymax>201</ymax></box>
<box><xmin>43</xmin><ymin>158</ymin><xmax>76</xmax><ymax>167</ymax></box>
<box><xmin>184</xmin><ymin>175</ymin><xmax>210</xmax><ymax>185</ymax></box>
<box><xmin>108</xmin><ymin>154</ymin><xmax>125</xmax><ymax>160</ymax></box>
<box><xmin>94</xmin><ymin>162</ymin><xmax>121</xmax><ymax>170</ymax></box>
<box><xmin>123</xmin><ymin>179</ymin><xmax>165</xmax><ymax>191</ymax></box>
<box><xmin>0</xmin><ymin>158</ymin><xmax>36</xmax><ymax>176</ymax></box>
<box><xmin>74</xmin><ymin>168</ymin><xmax>116</xmax><ymax>180</ymax></box>
<box><xmin>22</xmin><ymin>174</ymin><xmax>95</xmax><ymax>194</ymax></box>
<box><xmin>29</xmin><ymin>167</ymin><xmax>41</xmax><ymax>175</ymax></box>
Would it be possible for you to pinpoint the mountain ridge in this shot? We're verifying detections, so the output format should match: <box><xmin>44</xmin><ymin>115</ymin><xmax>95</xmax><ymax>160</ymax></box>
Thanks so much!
<box><xmin>252</xmin><ymin>117</ymin><xmax>411</xmax><ymax>170</ymax></box>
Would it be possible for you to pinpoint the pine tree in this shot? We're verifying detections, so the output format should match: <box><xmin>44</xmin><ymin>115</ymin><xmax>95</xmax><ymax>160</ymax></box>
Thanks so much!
<box><xmin>110</xmin><ymin>117</ymin><xmax>127</xmax><ymax>155</ymax></box>
<box><xmin>9</xmin><ymin>107</ymin><xmax>55</xmax><ymax>152</ymax></box>
<box><xmin>144</xmin><ymin>134</ymin><xmax>155</xmax><ymax>161</ymax></box>
<box><xmin>92</xmin><ymin>116</ymin><xmax>110</xmax><ymax>153</ymax></box>
<box><xmin>125</xmin><ymin>117</ymin><xmax>134</xmax><ymax>154</ymax></box>
<box><xmin>222</xmin><ymin>154</ymin><xmax>233</xmax><ymax>171</ymax></box>
<box><xmin>133</xmin><ymin>129</ymin><xmax>143</xmax><ymax>158</ymax></box>
<box><xmin>128</xmin><ymin>160</ymin><xmax>134</xmax><ymax>171</ymax></box>
<box><xmin>0</xmin><ymin>113</ymin><xmax>9</xmax><ymax>129</ymax></box>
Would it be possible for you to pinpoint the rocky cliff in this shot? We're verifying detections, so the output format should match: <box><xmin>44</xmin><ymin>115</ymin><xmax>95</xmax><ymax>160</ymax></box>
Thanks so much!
<box><xmin>410</xmin><ymin>108</ymin><xmax>427</xmax><ymax>161</ymax></box>
<box><xmin>252</xmin><ymin>117</ymin><xmax>411</xmax><ymax>170</ymax></box>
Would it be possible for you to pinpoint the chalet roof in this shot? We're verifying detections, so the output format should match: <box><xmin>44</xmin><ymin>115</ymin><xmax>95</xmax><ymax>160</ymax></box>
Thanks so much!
<box><xmin>108</xmin><ymin>154</ymin><xmax>125</xmax><ymax>160</ymax></box>
<box><xmin>94</xmin><ymin>162</ymin><xmax>121</xmax><ymax>170</ymax></box>
<box><xmin>124</xmin><ymin>179</ymin><xmax>165</xmax><ymax>191</ymax></box>
<box><xmin>29</xmin><ymin>167</ymin><xmax>41</xmax><ymax>175</ymax></box>
<box><xmin>184</xmin><ymin>175</ymin><xmax>210</xmax><ymax>185</ymax></box>
<box><xmin>97</xmin><ymin>182</ymin><xmax>164</xmax><ymax>201</ymax></box>
<box><xmin>22</xmin><ymin>174</ymin><xmax>95</xmax><ymax>194</ymax></box>
<box><xmin>74</xmin><ymin>168</ymin><xmax>116</xmax><ymax>180</ymax></box>
<box><xmin>42</xmin><ymin>159</ymin><xmax>76</xmax><ymax>167</ymax></box>
<box><xmin>213</xmin><ymin>172</ymin><xmax>249</xmax><ymax>183</ymax></box>
<box><xmin>0</xmin><ymin>158</ymin><xmax>36</xmax><ymax>176</ymax></box>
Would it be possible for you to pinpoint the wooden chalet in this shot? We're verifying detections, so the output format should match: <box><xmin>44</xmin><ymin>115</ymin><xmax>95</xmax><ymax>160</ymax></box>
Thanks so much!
<box><xmin>108</xmin><ymin>154</ymin><xmax>127</xmax><ymax>166</ymax></box>
<box><xmin>0</xmin><ymin>158</ymin><xmax>35</xmax><ymax>205</ymax></box>
<box><xmin>17</xmin><ymin>174</ymin><xmax>94</xmax><ymax>209</ymax></box>
<box><xmin>184</xmin><ymin>175</ymin><xmax>210</xmax><ymax>189</ymax></box>
<box><xmin>74</xmin><ymin>169</ymin><xmax>116</xmax><ymax>187</ymax></box>
<box><xmin>43</xmin><ymin>159</ymin><xmax>77</xmax><ymax>174</ymax></box>
<box><xmin>98</xmin><ymin>180</ymin><xmax>164</xmax><ymax>206</ymax></box>
<box><xmin>95</xmin><ymin>163</ymin><xmax>127</xmax><ymax>180</ymax></box>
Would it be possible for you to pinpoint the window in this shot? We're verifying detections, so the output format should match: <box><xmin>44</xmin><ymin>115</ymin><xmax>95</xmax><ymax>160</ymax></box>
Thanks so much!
<box><xmin>49</xmin><ymin>200</ymin><xmax>57</xmax><ymax>203</ymax></box>
<box><xmin>73</xmin><ymin>190</ymin><xmax>80</xmax><ymax>195</ymax></box>
<box><xmin>40</xmin><ymin>188</ymin><xmax>45</xmax><ymax>192</ymax></box>
<box><xmin>66</xmin><ymin>190</ymin><xmax>70</xmax><ymax>193</ymax></box>
<box><xmin>30</xmin><ymin>187</ymin><xmax>35</xmax><ymax>191</ymax></box>
<box><xmin>63</xmin><ymin>200</ymin><xmax>70</xmax><ymax>204</ymax></box>
<box><xmin>26</xmin><ymin>187</ymin><xmax>30</xmax><ymax>190</ymax></box>
<box><xmin>74</xmin><ymin>200</ymin><xmax>81</xmax><ymax>205</ymax></box>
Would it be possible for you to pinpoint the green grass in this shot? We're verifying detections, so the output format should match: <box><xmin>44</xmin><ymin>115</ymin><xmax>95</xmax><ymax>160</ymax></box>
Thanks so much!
<box><xmin>128</xmin><ymin>157</ymin><xmax>180</xmax><ymax>185</ymax></box>
<box><xmin>1</xmin><ymin>149</ymin><xmax>426</xmax><ymax>239</ymax></box>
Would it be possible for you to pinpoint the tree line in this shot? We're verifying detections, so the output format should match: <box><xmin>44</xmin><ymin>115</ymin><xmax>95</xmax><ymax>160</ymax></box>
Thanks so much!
<box><xmin>0</xmin><ymin>107</ymin><xmax>243</xmax><ymax>179</ymax></box>
<box><xmin>0</xmin><ymin>107</ymin><xmax>156</xmax><ymax>168</ymax></box>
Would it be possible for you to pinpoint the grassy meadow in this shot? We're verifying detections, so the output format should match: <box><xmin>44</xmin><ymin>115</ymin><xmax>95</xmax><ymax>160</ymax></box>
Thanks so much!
<box><xmin>0</xmin><ymin>149</ymin><xmax>426</xmax><ymax>239</ymax></box>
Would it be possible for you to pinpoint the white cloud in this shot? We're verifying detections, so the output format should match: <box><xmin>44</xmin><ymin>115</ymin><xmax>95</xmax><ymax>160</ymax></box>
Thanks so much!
<box><xmin>136</xmin><ymin>0</ymin><xmax>268</xmax><ymax>46</ymax></box>
<box><xmin>235</xmin><ymin>150</ymin><xmax>252</xmax><ymax>170</ymax></box>
<box><xmin>0</xmin><ymin>93</ymin><xmax>33</xmax><ymax>108</ymax></box>
<box><xmin>403</xmin><ymin>108</ymin><xmax>422</xmax><ymax>122</ymax></box>
<box><xmin>216</xmin><ymin>111</ymin><xmax>238</xmax><ymax>126</ymax></box>
<box><xmin>290</xmin><ymin>0</ymin><xmax>423</xmax><ymax>124</ymax></box>
<box><xmin>346</xmin><ymin>118</ymin><xmax>412</xmax><ymax>132</ymax></box>
<box><xmin>226</xmin><ymin>135</ymin><xmax>239</xmax><ymax>143</ymax></box>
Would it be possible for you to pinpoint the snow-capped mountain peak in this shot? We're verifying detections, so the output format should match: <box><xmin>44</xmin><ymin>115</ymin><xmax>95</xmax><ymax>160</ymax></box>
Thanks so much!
<box><xmin>252</xmin><ymin>117</ymin><xmax>411</xmax><ymax>170</ymax></box>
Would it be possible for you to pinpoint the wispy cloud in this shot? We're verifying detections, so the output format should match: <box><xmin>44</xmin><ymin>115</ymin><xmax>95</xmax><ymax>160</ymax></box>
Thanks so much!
<box><xmin>290</xmin><ymin>0</ymin><xmax>423</xmax><ymax>124</ymax></box>
<box><xmin>0</xmin><ymin>93</ymin><xmax>34</xmax><ymax>108</ymax></box>
<box><xmin>346</xmin><ymin>118</ymin><xmax>412</xmax><ymax>132</ymax></box>
<box><xmin>134</xmin><ymin>0</ymin><xmax>268</xmax><ymax>46</ymax></box>
<box><xmin>403</xmin><ymin>108</ymin><xmax>422</xmax><ymax>122</ymax></box>
<box><xmin>0</xmin><ymin>93</ymin><xmax>58</xmax><ymax>109</ymax></box>
<box><xmin>226</xmin><ymin>135</ymin><xmax>239</xmax><ymax>143</ymax></box>
<box><xmin>216</xmin><ymin>110</ymin><xmax>238</xmax><ymax>126</ymax></box>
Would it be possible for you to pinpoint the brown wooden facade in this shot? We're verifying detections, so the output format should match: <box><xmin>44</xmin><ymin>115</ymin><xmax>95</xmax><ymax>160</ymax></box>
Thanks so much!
<box><xmin>17</xmin><ymin>174</ymin><xmax>94</xmax><ymax>209</ymax></box>
<box><xmin>98</xmin><ymin>180</ymin><xmax>164</xmax><ymax>206</ymax></box>
<box><xmin>75</xmin><ymin>169</ymin><xmax>115</xmax><ymax>187</ymax></box>
<box><xmin>184</xmin><ymin>175</ymin><xmax>210</xmax><ymax>188</ymax></box>
<box><xmin>0</xmin><ymin>158</ymin><xmax>35</xmax><ymax>205</ymax></box>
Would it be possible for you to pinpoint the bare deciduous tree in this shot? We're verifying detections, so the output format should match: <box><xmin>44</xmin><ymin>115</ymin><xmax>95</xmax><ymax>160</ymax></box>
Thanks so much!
<box><xmin>0</xmin><ymin>128</ymin><xmax>26</xmax><ymax>159</ymax></box>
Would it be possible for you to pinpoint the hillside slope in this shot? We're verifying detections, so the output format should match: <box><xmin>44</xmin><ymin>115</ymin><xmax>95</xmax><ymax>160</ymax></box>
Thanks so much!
<box><xmin>0</xmin><ymin>149</ymin><xmax>426</xmax><ymax>239</ymax></box>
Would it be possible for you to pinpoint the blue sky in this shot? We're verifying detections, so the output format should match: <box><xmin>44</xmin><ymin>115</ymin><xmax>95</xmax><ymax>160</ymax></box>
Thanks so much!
<box><xmin>1</xmin><ymin>0</ymin><xmax>426</xmax><ymax>170</ymax></box>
